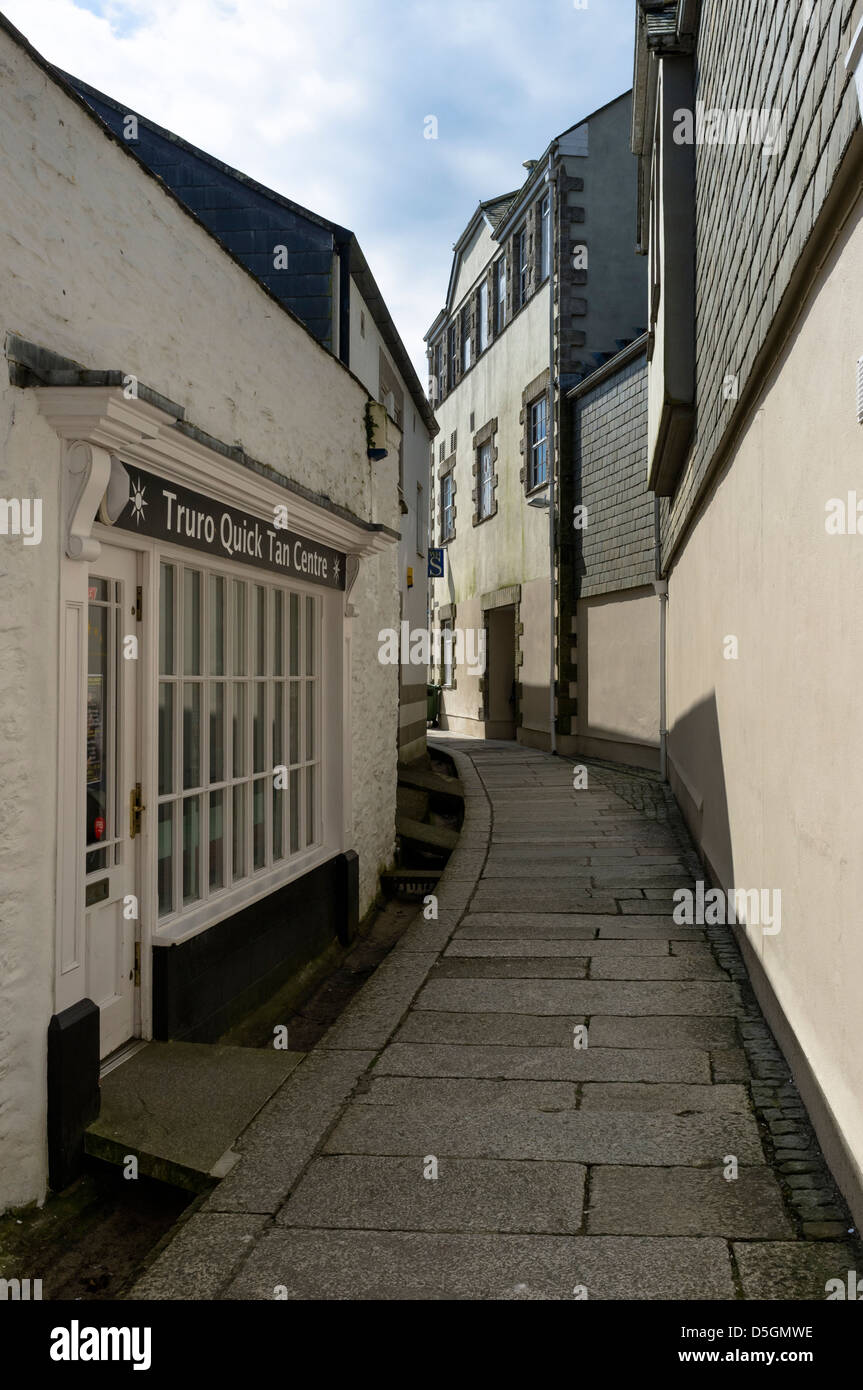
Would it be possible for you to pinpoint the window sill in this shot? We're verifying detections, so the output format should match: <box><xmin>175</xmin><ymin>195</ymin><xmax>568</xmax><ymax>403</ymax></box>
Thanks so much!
<box><xmin>153</xmin><ymin>841</ymin><xmax>335</xmax><ymax>946</ymax></box>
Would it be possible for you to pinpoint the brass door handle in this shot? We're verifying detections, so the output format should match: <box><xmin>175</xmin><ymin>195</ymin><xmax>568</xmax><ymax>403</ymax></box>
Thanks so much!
<box><xmin>129</xmin><ymin>784</ymin><xmax>146</xmax><ymax>838</ymax></box>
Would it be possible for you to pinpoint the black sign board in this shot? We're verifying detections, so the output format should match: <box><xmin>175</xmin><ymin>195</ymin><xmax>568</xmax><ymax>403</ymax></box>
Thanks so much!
<box><xmin>112</xmin><ymin>465</ymin><xmax>346</xmax><ymax>590</ymax></box>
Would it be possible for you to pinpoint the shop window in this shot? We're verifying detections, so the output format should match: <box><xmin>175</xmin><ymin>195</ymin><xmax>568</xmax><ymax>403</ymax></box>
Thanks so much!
<box><xmin>157</xmin><ymin>561</ymin><xmax>321</xmax><ymax>921</ymax></box>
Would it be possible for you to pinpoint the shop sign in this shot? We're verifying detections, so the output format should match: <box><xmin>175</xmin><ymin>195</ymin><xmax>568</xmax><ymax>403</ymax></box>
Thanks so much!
<box><xmin>112</xmin><ymin>465</ymin><xmax>346</xmax><ymax>589</ymax></box>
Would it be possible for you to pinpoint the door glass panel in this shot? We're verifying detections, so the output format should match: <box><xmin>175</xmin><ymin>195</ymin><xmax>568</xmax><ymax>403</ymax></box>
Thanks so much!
<box><xmin>86</xmin><ymin>582</ymin><xmax>112</xmax><ymax>873</ymax></box>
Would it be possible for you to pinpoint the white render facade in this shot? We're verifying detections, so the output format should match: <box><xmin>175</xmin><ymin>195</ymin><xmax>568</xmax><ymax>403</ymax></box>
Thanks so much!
<box><xmin>0</xmin><ymin>19</ymin><xmax>401</xmax><ymax>1211</ymax></box>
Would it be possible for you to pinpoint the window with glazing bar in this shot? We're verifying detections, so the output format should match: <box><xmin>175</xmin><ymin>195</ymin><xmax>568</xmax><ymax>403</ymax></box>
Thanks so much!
<box><xmin>157</xmin><ymin>562</ymin><xmax>321</xmax><ymax>920</ymax></box>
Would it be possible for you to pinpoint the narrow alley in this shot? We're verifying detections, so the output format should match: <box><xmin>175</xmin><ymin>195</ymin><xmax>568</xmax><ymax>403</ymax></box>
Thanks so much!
<box><xmin>130</xmin><ymin>741</ymin><xmax>860</xmax><ymax>1301</ymax></box>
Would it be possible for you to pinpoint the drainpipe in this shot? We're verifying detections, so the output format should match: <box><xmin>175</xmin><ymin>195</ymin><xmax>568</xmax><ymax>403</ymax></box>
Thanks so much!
<box><xmin>653</xmin><ymin>496</ymin><xmax>668</xmax><ymax>781</ymax></box>
<box><xmin>547</xmin><ymin>147</ymin><xmax>558</xmax><ymax>755</ymax></box>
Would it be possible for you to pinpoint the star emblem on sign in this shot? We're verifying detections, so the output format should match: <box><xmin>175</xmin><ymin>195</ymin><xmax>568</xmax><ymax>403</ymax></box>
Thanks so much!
<box><xmin>332</xmin><ymin>557</ymin><xmax>341</xmax><ymax>584</ymax></box>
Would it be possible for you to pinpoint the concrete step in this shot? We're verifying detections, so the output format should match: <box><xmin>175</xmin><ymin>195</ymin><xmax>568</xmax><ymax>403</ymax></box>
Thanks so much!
<box><xmin>395</xmin><ymin>813</ymin><xmax>459</xmax><ymax>852</ymax></box>
<box><xmin>85</xmin><ymin>1041</ymin><xmax>303</xmax><ymax>1192</ymax></box>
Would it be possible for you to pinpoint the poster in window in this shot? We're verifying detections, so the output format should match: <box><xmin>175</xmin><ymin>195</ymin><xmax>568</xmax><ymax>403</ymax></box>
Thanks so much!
<box><xmin>86</xmin><ymin>675</ymin><xmax>104</xmax><ymax>787</ymax></box>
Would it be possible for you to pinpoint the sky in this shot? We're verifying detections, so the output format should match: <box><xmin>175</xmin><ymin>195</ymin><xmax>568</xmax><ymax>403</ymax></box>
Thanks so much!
<box><xmin>4</xmin><ymin>0</ymin><xmax>637</xmax><ymax>385</ymax></box>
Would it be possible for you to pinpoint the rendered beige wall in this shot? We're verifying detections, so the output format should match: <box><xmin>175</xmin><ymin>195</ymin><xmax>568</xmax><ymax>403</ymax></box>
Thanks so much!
<box><xmin>576</xmin><ymin>587</ymin><xmax>660</xmax><ymax>762</ymax></box>
<box><xmin>666</xmin><ymin>190</ymin><xmax>863</xmax><ymax>1204</ymax></box>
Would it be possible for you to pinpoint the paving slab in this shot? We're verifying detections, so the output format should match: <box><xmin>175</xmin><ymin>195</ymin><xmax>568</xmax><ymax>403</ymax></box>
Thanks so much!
<box><xmin>588</xmin><ymin>956</ymin><xmax>726</xmax><ymax>981</ymax></box>
<box><xmin>415</xmin><ymin>978</ymin><xmax>739</xmax><ymax>1017</ymax></box>
<box><xmin>586</xmin><ymin>1016</ymin><xmax>739</xmax><ymax>1049</ymax></box>
<box><xmin>394</xmin><ymin>1012</ymin><xmax>591</xmax><ymax>1048</ymax></box>
<box><xmin>358</xmin><ymin>1074</ymin><xmax>579</xmax><ymax>1112</ymax></box>
<box><xmin>471</xmin><ymin>883</ymin><xmax>620</xmax><ymax>912</ymax></box>
<box><xmin>202</xmin><ymin>1049</ymin><xmax>375</xmax><ymax>1214</ymax></box>
<box><xmin>323</xmin><ymin>1106</ymin><xmax>765</xmax><ymax>1165</ymax></box>
<box><xmin>732</xmin><ymin>1241</ymin><xmax>860</xmax><ymax>1299</ymax></box>
<box><xmin>459</xmin><ymin>913</ymin><xmax>705</xmax><ymax>938</ymax></box>
<box><xmin>431</xmin><ymin>957</ymin><xmax>590</xmax><ymax>979</ymax></box>
<box><xmin>376</xmin><ymin>1042</ymin><xmax>711</xmax><ymax>1083</ymax></box>
<box><xmin>277</xmin><ymin>1155</ymin><xmax>586</xmax><ymax>1234</ymax></box>
<box><xmin>588</xmin><ymin>1167</ymin><xmax>793</xmax><ymax>1238</ymax></box>
<box><xmin>129</xmin><ymin>1213</ymin><xmax>269</xmax><ymax>1300</ymax></box>
<box><xmin>317</xmin><ymin>951</ymin><xmax>438</xmax><ymax>1049</ymax></box>
<box><xmin>579</xmin><ymin>1083</ymin><xmax>750</xmax><ymax>1112</ymax></box>
<box><xmin>223</xmin><ymin>1229</ymin><xmax>735</xmax><ymax>1299</ymax></box>
<box><xmin>446</xmin><ymin>937</ymin><xmax>672</xmax><ymax>957</ymax></box>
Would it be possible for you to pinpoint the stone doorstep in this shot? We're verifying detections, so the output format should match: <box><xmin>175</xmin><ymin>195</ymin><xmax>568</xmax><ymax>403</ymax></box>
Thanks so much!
<box><xmin>85</xmin><ymin>1041</ymin><xmax>304</xmax><ymax>1191</ymax></box>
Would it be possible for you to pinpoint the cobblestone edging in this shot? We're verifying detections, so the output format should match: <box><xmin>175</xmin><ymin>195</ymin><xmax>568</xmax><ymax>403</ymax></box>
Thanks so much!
<box><xmin>588</xmin><ymin>757</ymin><xmax>860</xmax><ymax>1251</ymax></box>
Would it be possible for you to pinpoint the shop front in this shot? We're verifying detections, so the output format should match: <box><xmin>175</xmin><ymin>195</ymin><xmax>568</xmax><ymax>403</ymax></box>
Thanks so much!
<box><xmin>38</xmin><ymin>384</ymin><xmax>395</xmax><ymax>1189</ymax></box>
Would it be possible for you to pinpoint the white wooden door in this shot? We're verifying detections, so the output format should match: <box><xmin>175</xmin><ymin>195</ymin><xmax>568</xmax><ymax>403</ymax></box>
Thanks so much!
<box><xmin>84</xmin><ymin>544</ymin><xmax>141</xmax><ymax>1059</ymax></box>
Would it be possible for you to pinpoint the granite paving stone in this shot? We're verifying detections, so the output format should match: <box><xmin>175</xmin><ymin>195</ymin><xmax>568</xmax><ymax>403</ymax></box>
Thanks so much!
<box><xmin>277</xmin><ymin>1155</ymin><xmax>587</xmax><ymax>1234</ymax></box>
<box><xmin>130</xmin><ymin>740</ymin><xmax>858</xmax><ymax>1302</ymax></box>
<box><xmin>588</xmin><ymin>1166</ymin><xmax>793</xmax><ymax>1238</ymax></box>
<box><xmin>223</xmin><ymin>1230</ymin><xmax>736</xmax><ymax>1300</ymax></box>
<box><xmin>376</xmin><ymin>1041</ymin><xmax>712</xmax><ymax>1083</ymax></box>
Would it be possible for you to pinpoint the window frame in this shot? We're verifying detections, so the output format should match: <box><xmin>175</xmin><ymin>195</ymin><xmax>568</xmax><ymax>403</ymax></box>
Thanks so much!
<box><xmin>540</xmin><ymin>193</ymin><xmax>551</xmax><ymax>281</ymax></box>
<box><xmin>478</xmin><ymin>280</ymin><xmax>489</xmax><ymax>353</ymax></box>
<box><xmin>528</xmin><ymin>396</ymin><xmax>548</xmax><ymax>490</ymax></box>
<box><xmin>496</xmin><ymin>256</ymin><xmax>507</xmax><ymax>333</ymax></box>
<box><xmin>155</xmin><ymin>555</ymin><xmax>323</xmax><ymax>932</ymax></box>
<box><xmin>441</xmin><ymin>472</ymin><xmax>455</xmax><ymax>541</ymax></box>
<box><xmin>478</xmin><ymin>442</ymin><xmax>493</xmax><ymax>519</ymax></box>
<box><xmin>514</xmin><ymin>225</ymin><xmax>528</xmax><ymax>310</ymax></box>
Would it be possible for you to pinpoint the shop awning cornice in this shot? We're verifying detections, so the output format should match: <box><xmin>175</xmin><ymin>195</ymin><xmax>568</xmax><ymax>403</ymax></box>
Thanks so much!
<box><xmin>16</xmin><ymin>344</ymin><xmax>398</xmax><ymax>558</ymax></box>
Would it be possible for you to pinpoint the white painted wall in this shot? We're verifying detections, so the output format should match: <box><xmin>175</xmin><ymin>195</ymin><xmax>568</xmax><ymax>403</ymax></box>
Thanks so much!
<box><xmin>349</xmin><ymin>278</ymin><xmax>432</xmax><ymax>759</ymax></box>
<box><xmin>0</xmin><ymin>31</ymin><xmax>399</xmax><ymax>1211</ymax></box>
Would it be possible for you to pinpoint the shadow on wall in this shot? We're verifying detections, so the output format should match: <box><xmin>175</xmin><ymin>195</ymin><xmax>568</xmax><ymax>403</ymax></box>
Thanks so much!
<box><xmin>667</xmin><ymin>689</ymin><xmax>734</xmax><ymax>901</ymax></box>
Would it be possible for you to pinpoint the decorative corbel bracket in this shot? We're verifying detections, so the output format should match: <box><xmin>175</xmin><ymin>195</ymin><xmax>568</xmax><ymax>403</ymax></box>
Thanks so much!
<box><xmin>344</xmin><ymin>554</ymin><xmax>361</xmax><ymax>617</ymax></box>
<box><xmin>65</xmin><ymin>441</ymin><xmax>112</xmax><ymax>561</ymax></box>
